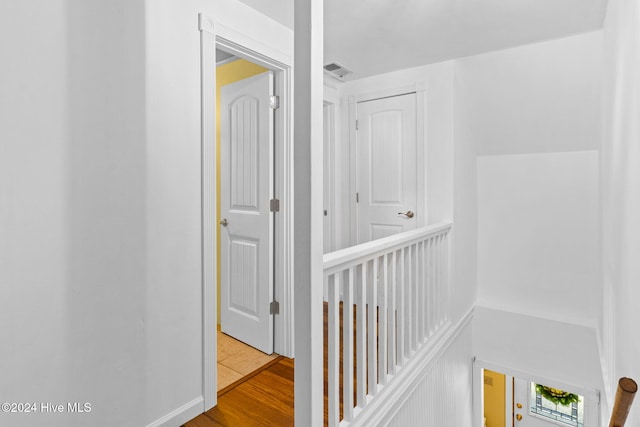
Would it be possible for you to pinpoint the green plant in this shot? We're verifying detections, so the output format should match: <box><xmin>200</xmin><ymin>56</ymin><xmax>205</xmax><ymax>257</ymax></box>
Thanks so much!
<box><xmin>535</xmin><ymin>384</ymin><xmax>580</xmax><ymax>407</ymax></box>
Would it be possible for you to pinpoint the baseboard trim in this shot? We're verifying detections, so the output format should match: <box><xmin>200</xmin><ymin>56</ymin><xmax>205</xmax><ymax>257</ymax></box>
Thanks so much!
<box><xmin>146</xmin><ymin>396</ymin><xmax>204</xmax><ymax>427</ymax></box>
<box><xmin>349</xmin><ymin>307</ymin><xmax>475</xmax><ymax>427</ymax></box>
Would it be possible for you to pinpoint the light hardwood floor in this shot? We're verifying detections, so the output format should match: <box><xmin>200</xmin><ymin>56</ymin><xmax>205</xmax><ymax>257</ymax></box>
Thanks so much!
<box><xmin>184</xmin><ymin>357</ymin><xmax>294</xmax><ymax>427</ymax></box>
<box><xmin>217</xmin><ymin>330</ymin><xmax>278</xmax><ymax>391</ymax></box>
<box><xmin>185</xmin><ymin>304</ymin><xmax>344</xmax><ymax>426</ymax></box>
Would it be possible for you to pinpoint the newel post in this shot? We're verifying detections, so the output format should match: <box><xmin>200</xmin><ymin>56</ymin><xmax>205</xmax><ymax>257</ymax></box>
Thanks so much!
<box><xmin>608</xmin><ymin>377</ymin><xmax>638</xmax><ymax>427</ymax></box>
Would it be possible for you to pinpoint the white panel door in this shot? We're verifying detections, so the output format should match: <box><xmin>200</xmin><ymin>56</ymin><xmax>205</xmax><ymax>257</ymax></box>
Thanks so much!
<box><xmin>220</xmin><ymin>71</ymin><xmax>274</xmax><ymax>354</ymax></box>
<box><xmin>356</xmin><ymin>93</ymin><xmax>417</xmax><ymax>243</ymax></box>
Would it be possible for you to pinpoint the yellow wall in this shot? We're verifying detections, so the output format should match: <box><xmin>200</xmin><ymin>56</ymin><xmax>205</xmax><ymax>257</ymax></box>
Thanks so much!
<box><xmin>216</xmin><ymin>59</ymin><xmax>268</xmax><ymax>324</ymax></box>
<box><xmin>484</xmin><ymin>369</ymin><xmax>506</xmax><ymax>427</ymax></box>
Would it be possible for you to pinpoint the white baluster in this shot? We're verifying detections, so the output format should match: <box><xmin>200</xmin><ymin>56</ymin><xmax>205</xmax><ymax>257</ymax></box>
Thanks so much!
<box><xmin>417</xmin><ymin>240</ymin><xmax>425</xmax><ymax>343</ymax></box>
<box><xmin>343</xmin><ymin>267</ymin><xmax>355</xmax><ymax>421</ymax></box>
<box><xmin>435</xmin><ymin>234</ymin><xmax>441</xmax><ymax>328</ymax></box>
<box><xmin>368</xmin><ymin>257</ymin><xmax>378</xmax><ymax>396</ymax></box>
<box><xmin>411</xmin><ymin>243</ymin><xmax>418</xmax><ymax>351</ymax></box>
<box><xmin>428</xmin><ymin>236</ymin><xmax>434</xmax><ymax>336</ymax></box>
<box><xmin>328</xmin><ymin>273</ymin><xmax>340</xmax><ymax>427</ymax></box>
<box><xmin>357</xmin><ymin>262</ymin><xmax>367</xmax><ymax>407</ymax></box>
<box><xmin>397</xmin><ymin>248</ymin><xmax>405</xmax><ymax>366</ymax></box>
<box><xmin>379</xmin><ymin>254</ymin><xmax>388</xmax><ymax>385</ymax></box>
<box><xmin>389</xmin><ymin>250</ymin><xmax>397</xmax><ymax>374</ymax></box>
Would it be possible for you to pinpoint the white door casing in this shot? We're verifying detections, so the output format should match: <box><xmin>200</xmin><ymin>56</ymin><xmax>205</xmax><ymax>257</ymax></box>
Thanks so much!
<box><xmin>220</xmin><ymin>71</ymin><xmax>274</xmax><ymax>354</ymax></box>
<box><xmin>323</xmin><ymin>103</ymin><xmax>335</xmax><ymax>254</ymax></box>
<box><xmin>356</xmin><ymin>93</ymin><xmax>418</xmax><ymax>244</ymax></box>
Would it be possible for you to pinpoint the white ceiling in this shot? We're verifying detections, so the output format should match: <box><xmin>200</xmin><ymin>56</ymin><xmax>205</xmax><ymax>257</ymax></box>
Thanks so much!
<box><xmin>239</xmin><ymin>0</ymin><xmax>608</xmax><ymax>80</ymax></box>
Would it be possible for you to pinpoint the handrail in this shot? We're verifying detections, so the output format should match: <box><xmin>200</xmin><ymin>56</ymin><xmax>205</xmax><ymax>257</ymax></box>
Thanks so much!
<box><xmin>323</xmin><ymin>222</ymin><xmax>452</xmax><ymax>274</ymax></box>
<box><xmin>609</xmin><ymin>377</ymin><xmax>637</xmax><ymax>427</ymax></box>
<box><xmin>323</xmin><ymin>222</ymin><xmax>452</xmax><ymax>426</ymax></box>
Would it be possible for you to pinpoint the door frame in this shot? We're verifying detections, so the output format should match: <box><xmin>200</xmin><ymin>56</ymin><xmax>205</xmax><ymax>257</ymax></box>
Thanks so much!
<box><xmin>473</xmin><ymin>359</ymin><xmax>601</xmax><ymax>427</ymax></box>
<box><xmin>199</xmin><ymin>13</ymin><xmax>294</xmax><ymax>411</ymax></box>
<box><xmin>323</xmin><ymin>101</ymin><xmax>336</xmax><ymax>254</ymax></box>
<box><xmin>348</xmin><ymin>82</ymin><xmax>427</xmax><ymax>246</ymax></box>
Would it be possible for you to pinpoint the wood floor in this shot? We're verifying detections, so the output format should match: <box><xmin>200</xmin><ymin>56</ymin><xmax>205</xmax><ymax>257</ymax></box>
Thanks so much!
<box><xmin>184</xmin><ymin>356</ymin><xmax>295</xmax><ymax>427</ymax></box>
<box><xmin>184</xmin><ymin>303</ymin><xmax>348</xmax><ymax>426</ymax></box>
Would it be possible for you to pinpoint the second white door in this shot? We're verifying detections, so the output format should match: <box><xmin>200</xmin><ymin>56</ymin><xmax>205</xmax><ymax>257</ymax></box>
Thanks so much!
<box><xmin>356</xmin><ymin>93</ymin><xmax>418</xmax><ymax>244</ymax></box>
<box><xmin>220</xmin><ymin>71</ymin><xmax>274</xmax><ymax>354</ymax></box>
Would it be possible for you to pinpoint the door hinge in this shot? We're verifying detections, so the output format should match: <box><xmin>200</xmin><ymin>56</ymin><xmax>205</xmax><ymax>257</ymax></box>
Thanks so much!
<box><xmin>270</xmin><ymin>198</ymin><xmax>280</xmax><ymax>212</ymax></box>
<box><xmin>355</xmin><ymin>119</ymin><xmax>359</xmax><ymax>130</ymax></box>
<box><xmin>270</xmin><ymin>301</ymin><xmax>280</xmax><ymax>315</ymax></box>
<box><xmin>270</xmin><ymin>95</ymin><xmax>280</xmax><ymax>110</ymax></box>
<box><xmin>356</xmin><ymin>192</ymin><xmax>359</xmax><ymax>203</ymax></box>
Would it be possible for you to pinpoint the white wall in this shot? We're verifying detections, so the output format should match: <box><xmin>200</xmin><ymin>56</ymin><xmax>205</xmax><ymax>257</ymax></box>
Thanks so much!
<box><xmin>237</xmin><ymin>0</ymin><xmax>293</xmax><ymax>29</ymax></box>
<box><xmin>0</xmin><ymin>2</ymin><xmax>74</xmax><ymax>425</ymax></box>
<box><xmin>383</xmin><ymin>323</ymin><xmax>473</xmax><ymax>427</ymax></box>
<box><xmin>458</xmin><ymin>32</ymin><xmax>602</xmax><ymax>157</ymax></box>
<box><xmin>457</xmin><ymin>31</ymin><xmax>603</xmax><ymax>328</ymax></box>
<box><xmin>1</xmin><ymin>1</ymin><xmax>147</xmax><ymax>426</ymax></box>
<box><xmin>476</xmin><ymin>151</ymin><xmax>599</xmax><ymax>325</ymax></box>
<box><xmin>473</xmin><ymin>307</ymin><xmax>604</xmax><ymax>394</ymax></box>
<box><xmin>0</xmin><ymin>1</ymin><xmax>292</xmax><ymax>426</ymax></box>
<box><xmin>601</xmin><ymin>0</ymin><xmax>640</xmax><ymax>422</ymax></box>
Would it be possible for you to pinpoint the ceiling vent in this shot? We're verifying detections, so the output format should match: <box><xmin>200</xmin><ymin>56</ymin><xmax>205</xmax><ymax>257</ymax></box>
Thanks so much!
<box><xmin>324</xmin><ymin>62</ymin><xmax>352</xmax><ymax>80</ymax></box>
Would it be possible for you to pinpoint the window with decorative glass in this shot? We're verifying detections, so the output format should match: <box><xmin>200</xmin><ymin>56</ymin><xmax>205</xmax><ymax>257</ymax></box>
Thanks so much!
<box><xmin>529</xmin><ymin>383</ymin><xmax>584</xmax><ymax>427</ymax></box>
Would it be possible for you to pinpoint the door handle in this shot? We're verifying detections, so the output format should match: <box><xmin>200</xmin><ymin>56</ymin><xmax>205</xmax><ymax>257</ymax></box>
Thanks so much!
<box><xmin>220</xmin><ymin>218</ymin><xmax>229</xmax><ymax>226</ymax></box>
<box><xmin>397</xmin><ymin>210</ymin><xmax>415</xmax><ymax>219</ymax></box>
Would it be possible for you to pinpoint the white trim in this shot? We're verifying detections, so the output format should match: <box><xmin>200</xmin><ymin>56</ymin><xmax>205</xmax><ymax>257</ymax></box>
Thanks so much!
<box><xmin>216</xmin><ymin>56</ymin><xmax>239</xmax><ymax>66</ymax></box>
<box><xmin>348</xmin><ymin>307</ymin><xmax>475</xmax><ymax>427</ymax></box>
<box><xmin>199</xmin><ymin>15</ymin><xmax>217</xmax><ymax>411</ymax></box>
<box><xmin>416</xmin><ymin>82</ymin><xmax>427</xmax><ymax>227</ymax></box>
<box><xmin>348</xmin><ymin>96</ymin><xmax>358</xmax><ymax>246</ymax></box>
<box><xmin>472</xmin><ymin>361</ymin><xmax>485</xmax><ymax>427</ymax></box>
<box><xmin>274</xmin><ymin>63</ymin><xmax>295</xmax><ymax>358</ymax></box>
<box><xmin>352</xmin><ymin>83</ymin><xmax>419</xmax><ymax>104</ymax></box>
<box><xmin>199</xmin><ymin>12</ymin><xmax>295</xmax><ymax>413</ymax></box>
<box><xmin>505</xmin><ymin>374</ymin><xmax>513</xmax><ymax>427</ymax></box>
<box><xmin>323</xmin><ymin>102</ymin><xmax>336</xmax><ymax>254</ymax></box>
<box><xmin>198</xmin><ymin>14</ymin><xmax>215</xmax><ymax>34</ymax></box>
<box><xmin>213</xmin><ymin>21</ymin><xmax>291</xmax><ymax>68</ymax></box>
<box><xmin>216</xmin><ymin>38</ymin><xmax>290</xmax><ymax>73</ymax></box>
<box><xmin>324</xmin><ymin>222</ymin><xmax>452</xmax><ymax>273</ymax></box>
<box><xmin>146</xmin><ymin>396</ymin><xmax>204</xmax><ymax>427</ymax></box>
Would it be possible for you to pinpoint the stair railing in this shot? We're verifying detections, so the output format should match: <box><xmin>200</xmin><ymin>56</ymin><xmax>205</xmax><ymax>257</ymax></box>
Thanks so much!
<box><xmin>609</xmin><ymin>377</ymin><xmax>637</xmax><ymax>427</ymax></box>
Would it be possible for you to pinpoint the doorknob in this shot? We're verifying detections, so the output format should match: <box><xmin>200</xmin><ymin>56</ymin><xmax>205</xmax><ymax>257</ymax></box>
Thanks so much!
<box><xmin>516</xmin><ymin>413</ymin><xmax>523</xmax><ymax>421</ymax></box>
<box><xmin>397</xmin><ymin>210</ymin><xmax>415</xmax><ymax>219</ymax></box>
<box><xmin>220</xmin><ymin>218</ymin><xmax>228</xmax><ymax>226</ymax></box>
